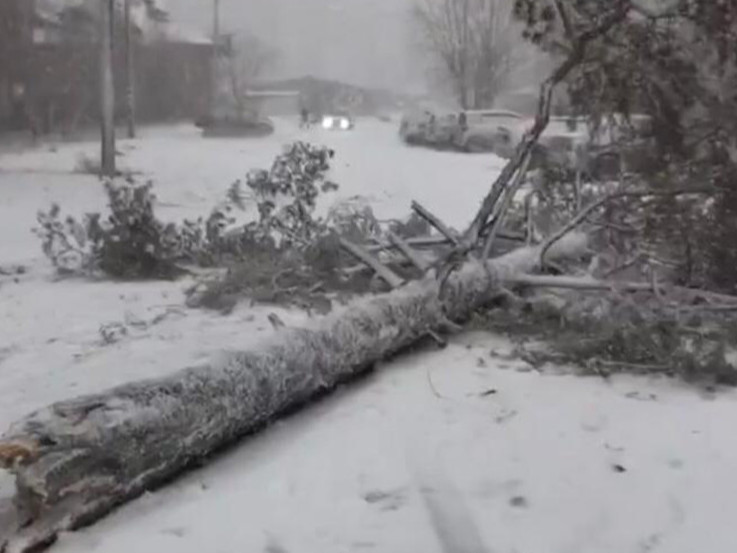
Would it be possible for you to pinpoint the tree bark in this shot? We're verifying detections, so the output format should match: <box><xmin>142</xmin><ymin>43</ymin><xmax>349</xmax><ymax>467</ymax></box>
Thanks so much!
<box><xmin>0</xmin><ymin>235</ymin><xmax>586</xmax><ymax>553</ymax></box>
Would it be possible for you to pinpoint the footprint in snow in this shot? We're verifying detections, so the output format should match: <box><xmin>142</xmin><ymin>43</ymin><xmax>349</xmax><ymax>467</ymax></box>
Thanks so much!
<box><xmin>161</xmin><ymin>527</ymin><xmax>186</xmax><ymax>538</ymax></box>
<box><xmin>264</xmin><ymin>534</ymin><xmax>289</xmax><ymax>553</ymax></box>
<box><xmin>363</xmin><ymin>488</ymin><xmax>406</xmax><ymax>512</ymax></box>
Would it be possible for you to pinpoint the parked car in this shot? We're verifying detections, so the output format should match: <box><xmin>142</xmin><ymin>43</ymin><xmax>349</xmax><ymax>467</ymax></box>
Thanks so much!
<box><xmin>320</xmin><ymin>110</ymin><xmax>355</xmax><ymax>130</ymax></box>
<box><xmin>453</xmin><ymin>109</ymin><xmax>526</xmax><ymax>156</ymax></box>
<box><xmin>424</xmin><ymin>112</ymin><xmax>463</xmax><ymax>149</ymax></box>
<box><xmin>399</xmin><ymin>109</ymin><xmax>436</xmax><ymax>144</ymax></box>
<box><xmin>584</xmin><ymin>114</ymin><xmax>655</xmax><ymax>178</ymax></box>
<box><xmin>534</xmin><ymin>116</ymin><xmax>590</xmax><ymax>167</ymax></box>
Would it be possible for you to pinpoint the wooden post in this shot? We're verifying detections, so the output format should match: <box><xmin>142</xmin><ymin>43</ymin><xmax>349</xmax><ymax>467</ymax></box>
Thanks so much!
<box><xmin>124</xmin><ymin>0</ymin><xmax>136</xmax><ymax>139</ymax></box>
<box><xmin>100</xmin><ymin>0</ymin><xmax>116</xmax><ymax>176</ymax></box>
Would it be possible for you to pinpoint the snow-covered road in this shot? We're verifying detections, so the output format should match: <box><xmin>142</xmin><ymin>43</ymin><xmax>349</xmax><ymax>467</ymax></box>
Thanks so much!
<box><xmin>2</xmin><ymin>120</ymin><xmax>737</xmax><ymax>553</ymax></box>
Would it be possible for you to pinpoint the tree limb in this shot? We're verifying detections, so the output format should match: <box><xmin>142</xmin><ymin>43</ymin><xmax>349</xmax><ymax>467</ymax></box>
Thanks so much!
<box><xmin>540</xmin><ymin>187</ymin><xmax>713</xmax><ymax>266</ymax></box>
<box><xmin>387</xmin><ymin>231</ymin><xmax>431</xmax><ymax>272</ymax></box>
<box><xmin>506</xmin><ymin>273</ymin><xmax>737</xmax><ymax>307</ymax></box>
<box><xmin>411</xmin><ymin>201</ymin><xmax>460</xmax><ymax>245</ymax></box>
<box><xmin>339</xmin><ymin>238</ymin><xmax>405</xmax><ymax>288</ymax></box>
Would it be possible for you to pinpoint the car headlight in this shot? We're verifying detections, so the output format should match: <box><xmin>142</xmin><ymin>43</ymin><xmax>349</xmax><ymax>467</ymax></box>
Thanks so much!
<box><xmin>339</xmin><ymin>118</ymin><xmax>350</xmax><ymax>130</ymax></box>
<box><xmin>322</xmin><ymin>116</ymin><xmax>334</xmax><ymax>129</ymax></box>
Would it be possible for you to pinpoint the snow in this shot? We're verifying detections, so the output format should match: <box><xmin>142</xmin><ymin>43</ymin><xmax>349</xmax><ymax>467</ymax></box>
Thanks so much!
<box><xmin>2</xmin><ymin>119</ymin><xmax>737</xmax><ymax>552</ymax></box>
<box><xmin>32</xmin><ymin>337</ymin><xmax>737</xmax><ymax>553</ymax></box>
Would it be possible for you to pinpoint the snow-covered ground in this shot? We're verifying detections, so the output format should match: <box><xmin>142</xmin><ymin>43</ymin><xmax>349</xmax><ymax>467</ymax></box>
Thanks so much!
<box><xmin>2</xmin><ymin>119</ymin><xmax>737</xmax><ymax>552</ymax></box>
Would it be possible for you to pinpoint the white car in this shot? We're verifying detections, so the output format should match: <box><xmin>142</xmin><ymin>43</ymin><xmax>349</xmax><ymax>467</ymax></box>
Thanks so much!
<box><xmin>320</xmin><ymin>111</ymin><xmax>355</xmax><ymax>131</ymax></box>
<box><xmin>454</xmin><ymin>109</ymin><xmax>527</xmax><ymax>156</ymax></box>
<box><xmin>399</xmin><ymin>109</ymin><xmax>434</xmax><ymax>144</ymax></box>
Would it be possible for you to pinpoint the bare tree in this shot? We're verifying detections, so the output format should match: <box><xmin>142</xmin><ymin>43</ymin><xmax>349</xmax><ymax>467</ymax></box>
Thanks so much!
<box><xmin>413</xmin><ymin>0</ymin><xmax>521</xmax><ymax>109</ymax></box>
<box><xmin>224</xmin><ymin>34</ymin><xmax>280</xmax><ymax>119</ymax></box>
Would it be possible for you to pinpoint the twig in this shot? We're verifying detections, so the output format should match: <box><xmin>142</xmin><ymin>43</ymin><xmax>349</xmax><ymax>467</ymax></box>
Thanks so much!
<box><xmin>540</xmin><ymin>187</ymin><xmax>713</xmax><ymax>266</ymax></box>
<box><xmin>411</xmin><ymin>201</ymin><xmax>460</xmax><ymax>245</ymax></box>
<box><xmin>268</xmin><ymin>313</ymin><xmax>286</xmax><ymax>330</ymax></box>
<box><xmin>426</xmin><ymin>329</ymin><xmax>448</xmax><ymax>349</ymax></box>
<box><xmin>307</xmin><ymin>280</ymin><xmax>325</xmax><ymax>294</ymax></box>
<box><xmin>339</xmin><ymin>237</ymin><xmax>404</xmax><ymax>289</ymax></box>
<box><xmin>426</xmin><ymin>369</ymin><xmax>444</xmax><ymax>399</ymax></box>
<box><xmin>387</xmin><ymin>230</ymin><xmax>431</xmax><ymax>272</ymax></box>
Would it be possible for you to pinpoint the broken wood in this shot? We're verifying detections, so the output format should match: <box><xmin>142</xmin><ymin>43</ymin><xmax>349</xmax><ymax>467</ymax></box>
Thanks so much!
<box><xmin>0</xmin><ymin>234</ymin><xmax>587</xmax><ymax>553</ymax></box>
<box><xmin>365</xmin><ymin>232</ymin><xmax>525</xmax><ymax>255</ymax></box>
<box><xmin>339</xmin><ymin>237</ymin><xmax>404</xmax><ymax>288</ymax></box>
<box><xmin>387</xmin><ymin>230</ymin><xmax>431</xmax><ymax>272</ymax></box>
<box><xmin>411</xmin><ymin>201</ymin><xmax>460</xmax><ymax>245</ymax></box>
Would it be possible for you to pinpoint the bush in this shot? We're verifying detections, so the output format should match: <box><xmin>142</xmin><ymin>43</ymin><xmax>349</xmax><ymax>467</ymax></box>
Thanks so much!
<box><xmin>244</xmin><ymin>141</ymin><xmax>339</xmax><ymax>247</ymax></box>
<box><xmin>35</xmin><ymin>180</ymin><xmax>233</xmax><ymax>279</ymax></box>
<box><xmin>37</xmin><ymin>142</ymin><xmax>341</xmax><ymax>281</ymax></box>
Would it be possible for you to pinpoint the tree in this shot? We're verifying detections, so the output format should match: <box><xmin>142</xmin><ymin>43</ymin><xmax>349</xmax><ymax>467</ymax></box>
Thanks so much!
<box><xmin>413</xmin><ymin>0</ymin><xmax>523</xmax><ymax>109</ymax></box>
<box><xmin>222</xmin><ymin>33</ymin><xmax>280</xmax><ymax>119</ymax></box>
<box><xmin>512</xmin><ymin>0</ymin><xmax>737</xmax><ymax>292</ymax></box>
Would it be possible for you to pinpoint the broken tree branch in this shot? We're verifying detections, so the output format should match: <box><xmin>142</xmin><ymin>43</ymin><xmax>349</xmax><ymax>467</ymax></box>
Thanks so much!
<box><xmin>365</xmin><ymin>232</ymin><xmax>525</xmax><ymax>254</ymax></box>
<box><xmin>339</xmin><ymin>237</ymin><xmax>405</xmax><ymax>289</ymax></box>
<box><xmin>539</xmin><ymin>187</ymin><xmax>713</xmax><ymax>266</ymax></box>
<box><xmin>505</xmin><ymin>273</ymin><xmax>737</xmax><ymax>307</ymax></box>
<box><xmin>387</xmin><ymin>230</ymin><xmax>431</xmax><ymax>272</ymax></box>
<box><xmin>412</xmin><ymin>201</ymin><xmax>460</xmax><ymax>245</ymax></box>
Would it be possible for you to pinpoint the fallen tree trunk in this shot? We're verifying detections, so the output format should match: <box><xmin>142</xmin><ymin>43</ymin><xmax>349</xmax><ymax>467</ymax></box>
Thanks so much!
<box><xmin>0</xmin><ymin>234</ymin><xmax>587</xmax><ymax>553</ymax></box>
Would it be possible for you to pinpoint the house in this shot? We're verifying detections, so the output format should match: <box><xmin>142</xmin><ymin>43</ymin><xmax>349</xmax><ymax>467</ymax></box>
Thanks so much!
<box><xmin>0</xmin><ymin>0</ymin><xmax>214</xmax><ymax>135</ymax></box>
<box><xmin>244</xmin><ymin>89</ymin><xmax>301</xmax><ymax>116</ymax></box>
<box><xmin>0</xmin><ymin>0</ymin><xmax>36</xmax><ymax>129</ymax></box>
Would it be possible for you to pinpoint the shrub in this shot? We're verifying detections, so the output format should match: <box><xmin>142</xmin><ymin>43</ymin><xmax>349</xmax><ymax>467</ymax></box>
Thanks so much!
<box><xmin>245</xmin><ymin>141</ymin><xmax>339</xmax><ymax>247</ymax></box>
<box><xmin>36</xmin><ymin>142</ymin><xmax>340</xmax><ymax>280</ymax></box>
<box><xmin>35</xmin><ymin>180</ymin><xmax>232</xmax><ymax>279</ymax></box>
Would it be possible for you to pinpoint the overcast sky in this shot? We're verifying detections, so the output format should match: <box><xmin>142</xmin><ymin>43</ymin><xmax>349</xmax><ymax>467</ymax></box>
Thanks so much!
<box><xmin>163</xmin><ymin>0</ymin><xmax>426</xmax><ymax>93</ymax></box>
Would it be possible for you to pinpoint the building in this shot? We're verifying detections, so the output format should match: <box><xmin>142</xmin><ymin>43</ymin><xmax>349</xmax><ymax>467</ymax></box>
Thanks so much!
<box><xmin>0</xmin><ymin>0</ymin><xmax>36</xmax><ymax>129</ymax></box>
<box><xmin>0</xmin><ymin>0</ymin><xmax>214</xmax><ymax>135</ymax></box>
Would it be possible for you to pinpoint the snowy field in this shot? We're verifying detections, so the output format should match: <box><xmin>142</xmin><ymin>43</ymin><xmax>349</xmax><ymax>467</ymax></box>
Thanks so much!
<box><xmin>1</xmin><ymin>119</ymin><xmax>737</xmax><ymax>552</ymax></box>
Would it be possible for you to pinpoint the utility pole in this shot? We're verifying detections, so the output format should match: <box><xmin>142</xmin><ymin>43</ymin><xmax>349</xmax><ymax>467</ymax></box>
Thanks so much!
<box><xmin>124</xmin><ymin>0</ymin><xmax>136</xmax><ymax>138</ymax></box>
<box><xmin>100</xmin><ymin>0</ymin><xmax>116</xmax><ymax>176</ymax></box>
<box><xmin>209</xmin><ymin>0</ymin><xmax>220</xmax><ymax>116</ymax></box>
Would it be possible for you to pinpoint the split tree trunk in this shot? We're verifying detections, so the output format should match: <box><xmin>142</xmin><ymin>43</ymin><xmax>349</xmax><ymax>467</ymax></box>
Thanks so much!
<box><xmin>0</xmin><ymin>235</ymin><xmax>586</xmax><ymax>553</ymax></box>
